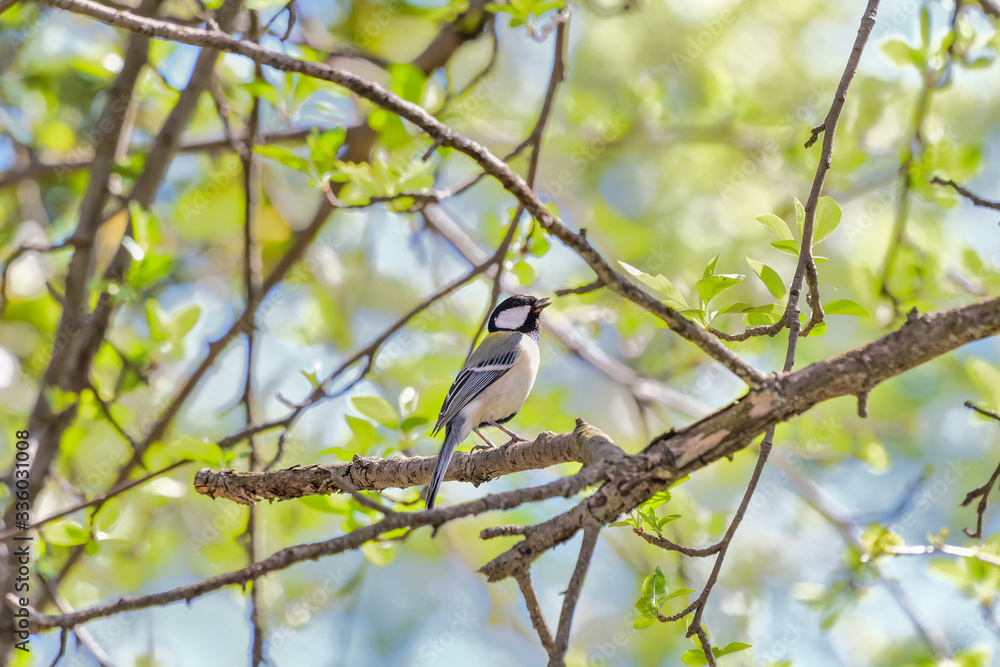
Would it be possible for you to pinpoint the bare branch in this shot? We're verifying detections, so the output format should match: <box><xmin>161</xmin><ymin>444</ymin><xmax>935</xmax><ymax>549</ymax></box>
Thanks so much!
<box><xmin>36</xmin><ymin>0</ymin><xmax>765</xmax><ymax>388</ymax></box>
<box><xmin>553</xmin><ymin>280</ymin><xmax>603</xmax><ymax>297</ymax></box>
<box><xmin>196</xmin><ymin>421</ymin><xmax>625</xmax><ymax>502</ymax></box>
<box><xmin>514</xmin><ymin>571</ymin><xmax>554</xmax><ymax>653</ymax></box>
<box><xmin>549</xmin><ymin>524</ymin><xmax>599</xmax><ymax>666</ymax></box>
<box><xmin>960</xmin><ymin>400</ymin><xmax>1000</xmax><ymax>538</ymax></box>
<box><xmin>933</xmin><ymin>177</ymin><xmax>1000</xmax><ymax>211</ymax></box>
<box><xmin>31</xmin><ymin>465</ymin><xmax>606</xmax><ymax>631</ymax></box>
<box><xmin>480</xmin><ymin>295</ymin><xmax>1000</xmax><ymax>582</ymax></box>
<box><xmin>634</xmin><ymin>529</ymin><xmax>720</xmax><ymax>558</ymax></box>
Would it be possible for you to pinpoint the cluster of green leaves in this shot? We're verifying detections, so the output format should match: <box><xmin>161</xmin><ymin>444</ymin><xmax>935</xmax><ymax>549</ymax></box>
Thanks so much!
<box><xmin>632</xmin><ymin>566</ymin><xmax>693</xmax><ymax>630</ymax></box>
<box><xmin>255</xmin><ymin>124</ymin><xmax>435</xmax><ymax>210</ymax></box>
<box><xmin>620</xmin><ymin>196</ymin><xmax>867</xmax><ymax>333</ymax></box>
<box><xmin>611</xmin><ymin>477</ymin><xmax>687</xmax><ymax>533</ymax></box>
<box><xmin>881</xmin><ymin>6</ymin><xmax>997</xmax><ymax>74</ymax></box>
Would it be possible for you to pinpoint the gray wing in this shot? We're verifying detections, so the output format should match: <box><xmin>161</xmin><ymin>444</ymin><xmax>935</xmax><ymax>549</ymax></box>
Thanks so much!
<box><xmin>432</xmin><ymin>338</ymin><xmax>520</xmax><ymax>434</ymax></box>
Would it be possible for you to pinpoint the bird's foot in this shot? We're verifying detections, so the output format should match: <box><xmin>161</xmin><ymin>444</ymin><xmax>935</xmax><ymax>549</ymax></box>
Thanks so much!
<box><xmin>487</xmin><ymin>420</ymin><xmax>527</xmax><ymax>443</ymax></box>
<box><xmin>471</xmin><ymin>429</ymin><xmax>497</xmax><ymax>452</ymax></box>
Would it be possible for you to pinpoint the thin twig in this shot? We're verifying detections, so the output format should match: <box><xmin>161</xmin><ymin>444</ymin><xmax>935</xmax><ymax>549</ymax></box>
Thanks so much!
<box><xmin>634</xmin><ymin>529</ymin><xmax>720</xmax><ymax>558</ymax></box>
<box><xmin>932</xmin><ymin>177</ymin><xmax>1000</xmax><ymax>211</ymax></box>
<box><xmin>553</xmin><ymin>280</ymin><xmax>603</xmax><ymax>297</ymax></box>
<box><xmin>960</xmin><ymin>400</ymin><xmax>1000</xmax><ymax>538</ymax></box>
<box><xmin>239</xmin><ymin>16</ymin><xmax>266</xmax><ymax>663</ymax></box>
<box><xmin>549</xmin><ymin>524</ymin><xmax>599</xmax><ymax>665</ymax></box>
<box><xmin>773</xmin><ymin>453</ymin><xmax>953</xmax><ymax>659</ymax></box>
<box><xmin>515</xmin><ymin>571</ymin><xmax>554</xmax><ymax>653</ymax></box>
<box><xmin>36</xmin><ymin>0</ymin><xmax>766</xmax><ymax>388</ymax></box>
<box><xmin>32</xmin><ymin>466</ymin><xmax>605</xmax><ymax>630</ymax></box>
<box><xmin>664</xmin><ymin>4</ymin><xmax>884</xmax><ymax>659</ymax></box>
<box><xmin>0</xmin><ymin>460</ymin><xmax>190</xmax><ymax>541</ymax></box>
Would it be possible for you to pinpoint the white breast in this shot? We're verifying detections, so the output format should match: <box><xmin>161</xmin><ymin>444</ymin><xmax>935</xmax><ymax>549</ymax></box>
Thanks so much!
<box><xmin>463</xmin><ymin>335</ymin><xmax>540</xmax><ymax>427</ymax></box>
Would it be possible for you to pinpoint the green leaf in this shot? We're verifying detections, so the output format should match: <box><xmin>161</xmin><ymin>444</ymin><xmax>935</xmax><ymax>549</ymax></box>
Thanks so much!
<box><xmin>351</xmin><ymin>396</ymin><xmax>399</xmax><ymax>428</ymax></box>
<box><xmin>170</xmin><ymin>305</ymin><xmax>201</xmax><ymax>340</ymax></box>
<box><xmin>881</xmin><ymin>38</ymin><xmax>923</xmax><ymax>68</ymax></box>
<box><xmin>307</xmin><ymin>127</ymin><xmax>347</xmax><ymax>173</ymax></box>
<box><xmin>808</xmin><ymin>320</ymin><xmax>827</xmax><ymax>336</ymax></box>
<box><xmin>146</xmin><ymin>300</ymin><xmax>168</xmax><ymax>342</ymax></box>
<box><xmin>716</xmin><ymin>642</ymin><xmax>752</xmax><ymax>657</ymax></box>
<box><xmin>513</xmin><ymin>260</ymin><xmax>537</xmax><ymax>286</ymax></box>
<box><xmin>171</xmin><ymin>436</ymin><xmax>223</xmax><ymax>465</ymax></box>
<box><xmin>746</xmin><ymin>258</ymin><xmax>786</xmax><ymax>301</ymax></box>
<box><xmin>681</xmin><ymin>649</ymin><xmax>709</xmax><ymax>666</ymax></box>
<box><xmin>361</xmin><ymin>541</ymin><xmax>397</xmax><ymax>566</ymax></box>
<box><xmin>529</xmin><ymin>235</ymin><xmax>550</xmax><ymax>257</ymax></box>
<box><xmin>812</xmin><ymin>196</ymin><xmax>842</xmax><ymax>244</ymax></box>
<box><xmin>859</xmin><ymin>440</ymin><xmax>891</xmax><ymax>473</ymax></box>
<box><xmin>346</xmin><ymin>415</ymin><xmax>377</xmax><ymax>451</ymax></box>
<box><xmin>756</xmin><ymin>214</ymin><xmax>793</xmax><ymax>240</ymax></box>
<box><xmin>619</xmin><ymin>261</ymin><xmax>689</xmax><ymax>308</ymax></box>
<box><xmin>634</xmin><ymin>614</ymin><xmax>656</xmax><ymax>630</ymax></box>
<box><xmin>713</xmin><ymin>302</ymin><xmax>755</xmax><ymax>316</ymax></box>
<box><xmin>824</xmin><ymin>299</ymin><xmax>868</xmax><ymax>317</ymax></box>
<box><xmin>388</xmin><ymin>63</ymin><xmax>426</xmax><ymax>105</ymax></box>
<box><xmin>920</xmin><ymin>6</ymin><xmax>930</xmax><ymax>47</ymax></box>
<box><xmin>771</xmin><ymin>239</ymin><xmax>801</xmax><ymax>257</ymax></box>
<box><xmin>94</xmin><ymin>497</ymin><xmax>122</xmax><ymax>534</ymax></box>
<box><xmin>642</xmin><ymin>490</ymin><xmax>672</xmax><ymax>510</ymax></box>
<box><xmin>696</xmin><ymin>274</ymin><xmax>745</xmax><ymax>306</ymax></box>
<box><xmin>966</xmin><ymin>359</ymin><xmax>1000</xmax><ymax>409</ymax></box>
<box><xmin>609</xmin><ymin>521</ymin><xmax>632</xmax><ymax>527</ymax></box>
<box><xmin>664</xmin><ymin>587</ymin><xmax>695</xmax><ymax>602</ymax></box>
<box><xmin>532</xmin><ymin>0</ymin><xmax>565</xmax><ymax>15</ymax></box>
<box><xmin>703</xmin><ymin>253</ymin><xmax>720</xmax><ymax>278</ymax></box>
<box><xmin>129</xmin><ymin>200</ymin><xmax>150</xmax><ymax>252</ymax></box>
<box><xmin>44</xmin><ymin>387</ymin><xmax>78</xmax><ymax>412</ymax></box>
<box><xmin>46</xmin><ymin>520</ymin><xmax>90</xmax><ymax>546</ymax></box>
<box><xmin>676</xmin><ymin>309</ymin><xmax>707</xmax><ymax>325</ymax></box>
<box><xmin>794</xmin><ymin>198</ymin><xmax>806</xmax><ymax>238</ymax></box>
<box><xmin>401</xmin><ymin>414</ymin><xmax>430</xmax><ymax>432</ymax></box>
<box><xmin>254</xmin><ymin>145</ymin><xmax>311</xmax><ymax>174</ymax></box>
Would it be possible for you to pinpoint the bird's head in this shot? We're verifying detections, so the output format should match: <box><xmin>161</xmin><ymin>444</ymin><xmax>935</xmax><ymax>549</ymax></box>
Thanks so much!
<box><xmin>488</xmin><ymin>295</ymin><xmax>552</xmax><ymax>333</ymax></box>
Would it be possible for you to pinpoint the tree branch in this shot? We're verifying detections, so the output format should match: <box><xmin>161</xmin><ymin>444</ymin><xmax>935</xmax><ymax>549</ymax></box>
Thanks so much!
<box><xmin>196</xmin><ymin>421</ymin><xmax>625</xmax><ymax>502</ymax></box>
<box><xmin>36</xmin><ymin>0</ymin><xmax>765</xmax><ymax>388</ymax></box>
<box><xmin>960</xmin><ymin>400</ymin><xmax>1000</xmax><ymax>538</ymax></box>
<box><xmin>515</xmin><ymin>571</ymin><xmax>554</xmax><ymax>653</ymax></box>
<box><xmin>932</xmin><ymin>177</ymin><xmax>1000</xmax><ymax>212</ymax></box>
<box><xmin>549</xmin><ymin>524</ymin><xmax>599</xmax><ymax>666</ymax></box>
<box><xmin>479</xmin><ymin>295</ymin><xmax>1000</xmax><ymax>583</ymax></box>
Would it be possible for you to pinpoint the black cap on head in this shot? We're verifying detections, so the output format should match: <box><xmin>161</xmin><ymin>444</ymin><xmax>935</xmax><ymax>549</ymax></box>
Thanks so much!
<box><xmin>488</xmin><ymin>295</ymin><xmax>552</xmax><ymax>337</ymax></box>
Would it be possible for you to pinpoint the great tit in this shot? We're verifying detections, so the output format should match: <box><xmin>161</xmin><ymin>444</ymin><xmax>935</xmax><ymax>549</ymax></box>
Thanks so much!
<box><xmin>425</xmin><ymin>294</ymin><xmax>552</xmax><ymax>509</ymax></box>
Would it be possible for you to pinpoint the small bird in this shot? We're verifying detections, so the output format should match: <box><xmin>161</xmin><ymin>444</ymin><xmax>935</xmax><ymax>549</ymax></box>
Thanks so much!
<box><xmin>425</xmin><ymin>294</ymin><xmax>551</xmax><ymax>509</ymax></box>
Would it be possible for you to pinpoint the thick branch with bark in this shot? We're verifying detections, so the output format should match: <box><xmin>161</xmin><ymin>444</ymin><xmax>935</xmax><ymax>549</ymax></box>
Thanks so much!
<box><xmin>25</xmin><ymin>296</ymin><xmax>1000</xmax><ymax>636</ymax></box>
<box><xmin>195</xmin><ymin>424</ymin><xmax>624</xmax><ymax>504</ymax></box>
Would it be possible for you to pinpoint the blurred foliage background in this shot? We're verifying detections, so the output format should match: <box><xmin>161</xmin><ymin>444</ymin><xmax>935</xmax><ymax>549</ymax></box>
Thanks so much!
<box><xmin>2</xmin><ymin>0</ymin><xmax>1000</xmax><ymax>664</ymax></box>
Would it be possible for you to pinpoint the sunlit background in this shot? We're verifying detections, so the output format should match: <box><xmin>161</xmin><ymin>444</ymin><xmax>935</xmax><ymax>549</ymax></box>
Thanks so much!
<box><xmin>2</xmin><ymin>0</ymin><xmax>1000</xmax><ymax>664</ymax></box>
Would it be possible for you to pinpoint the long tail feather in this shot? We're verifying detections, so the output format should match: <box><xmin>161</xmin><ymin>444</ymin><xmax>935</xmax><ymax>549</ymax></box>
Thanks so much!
<box><xmin>426</xmin><ymin>420</ymin><xmax>462</xmax><ymax>510</ymax></box>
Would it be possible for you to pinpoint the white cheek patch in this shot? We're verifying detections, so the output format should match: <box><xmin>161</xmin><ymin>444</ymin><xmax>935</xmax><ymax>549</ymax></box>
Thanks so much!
<box><xmin>494</xmin><ymin>305</ymin><xmax>530</xmax><ymax>330</ymax></box>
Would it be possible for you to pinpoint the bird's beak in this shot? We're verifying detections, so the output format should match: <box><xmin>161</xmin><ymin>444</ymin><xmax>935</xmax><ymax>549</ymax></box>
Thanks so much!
<box><xmin>534</xmin><ymin>297</ymin><xmax>553</xmax><ymax>311</ymax></box>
